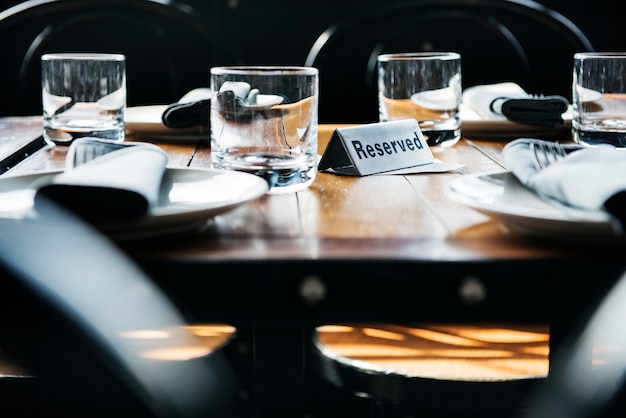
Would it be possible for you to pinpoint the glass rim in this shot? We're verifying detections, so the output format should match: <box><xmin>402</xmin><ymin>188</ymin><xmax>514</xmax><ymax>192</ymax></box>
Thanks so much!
<box><xmin>377</xmin><ymin>52</ymin><xmax>460</xmax><ymax>62</ymax></box>
<box><xmin>211</xmin><ymin>66</ymin><xmax>318</xmax><ymax>76</ymax></box>
<box><xmin>574</xmin><ymin>52</ymin><xmax>626</xmax><ymax>60</ymax></box>
<box><xmin>41</xmin><ymin>52</ymin><xmax>125</xmax><ymax>61</ymax></box>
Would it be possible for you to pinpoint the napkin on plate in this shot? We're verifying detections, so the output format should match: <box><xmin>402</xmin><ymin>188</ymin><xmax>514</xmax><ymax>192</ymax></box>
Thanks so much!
<box><xmin>503</xmin><ymin>138</ymin><xmax>626</xmax><ymax>231</ymax></box>
<box><xmin>161</xmin><ymin>88</ymin><xmax>212</xmax><ymax>129</ymax></box>
<box><xmin>462</xmin><ymin>82</ymin><xmax>569</xmax><ymax>127</ymax></box>
<box><xmin>34</xmin><ymin>139</ymin><xmax>168</xmax><ymax>224</ymax></box>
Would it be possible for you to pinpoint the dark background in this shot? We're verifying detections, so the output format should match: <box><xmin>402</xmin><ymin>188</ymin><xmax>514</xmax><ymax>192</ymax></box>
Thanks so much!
<box><xmin>1</xmin><ymin>0</ymin><xmax>622</xmax><ymax>67</ymax></box>
<box><xmin>150</xmin><ymin>1</ymin><xmax>620</xmax><ymax>65</ymax></box>
<box><xmin>0</xmin><ymin>0</ymin><xmax>623</xmax><ymax>121</ymax></box>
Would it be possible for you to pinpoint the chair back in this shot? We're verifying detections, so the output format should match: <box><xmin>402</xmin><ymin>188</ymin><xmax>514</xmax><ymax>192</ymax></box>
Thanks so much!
<box><xmin>0</xmin><ymin>0</ymin><xmax>243</xmax><ymax>116</ymax></box>
<box><xmin>519</xmin><ymin>269</ymin><xmax>626</xmax><ymax>418</ymax></box>
<box><xmin>305</xmin><ymin>0</ymin><xmax>593</xmax><ymax>123</ymax></box>
<box><xmin>0</xmin><ymin>199</ymin><xmax>238</xmax><ymax>417</ymax></box>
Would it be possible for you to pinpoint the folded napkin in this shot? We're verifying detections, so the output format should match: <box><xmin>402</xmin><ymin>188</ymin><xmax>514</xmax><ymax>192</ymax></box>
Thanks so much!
<box><xmin>161</xmin><ymin>88</ymin><xmax>212</xmax><ymax>129</ymax></box>
<box><xmin>215</xmin><ymin>81</ymin><xmax>253</xmax><ymax>119</ymax></box>
<box><xmin>215</xmin><ymin>81</ymin><xmax>285</xmax><ymax>120</ymax></box>
<box><xmin>463</xmin><ymin>82</ymin><xmax>569</xmax><ymax>127</ymax></box>
<box><xmin>503</xmin><ymin>138</ymin><xmax>626</xmax><ymax>231</ymax></box>
<box><xmin>35</xmin><ymin>139</ymin><xmax>168</xmax><ymax>224</ymax></box>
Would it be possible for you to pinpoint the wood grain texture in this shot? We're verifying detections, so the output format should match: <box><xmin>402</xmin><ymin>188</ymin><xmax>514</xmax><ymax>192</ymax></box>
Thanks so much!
<box><xmin>2</xmin><ymin>120</ymin><xmax>623</xmax><ymax>262</ymax></box>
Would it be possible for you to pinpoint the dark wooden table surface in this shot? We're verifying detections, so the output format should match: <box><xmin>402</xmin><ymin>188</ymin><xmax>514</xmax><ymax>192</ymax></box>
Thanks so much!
<box><xmin>2</xmin><ymin>116</ymin><xmax>625</xmax><ymax>415</ymax></box>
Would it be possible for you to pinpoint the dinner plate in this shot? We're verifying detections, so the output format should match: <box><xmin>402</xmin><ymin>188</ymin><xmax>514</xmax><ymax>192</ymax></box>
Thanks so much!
<box><xmin>446</xmin><ymin>171</ymin><xmax>625</xmax><ymax>242</ymax></box>
<box><xmin>0</xmin><ymin>168</ymin><xmax>268</xmax><ymax>240</ymax></box>
<box><xmin>460</xmin><ymin>104</ymin><xmax>572</xmax><ymax>139</ymax></box>
<box><xmin>125</xmin><ymin>105</ymin><xmax>208</xmax><ymax>139</ymax></box>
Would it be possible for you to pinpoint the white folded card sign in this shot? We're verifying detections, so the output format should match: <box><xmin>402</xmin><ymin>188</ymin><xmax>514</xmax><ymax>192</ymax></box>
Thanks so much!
<box><xmin>318</xmin><ymin>119</ymin><xmax>436</xmax><ymax>175</ymax></box>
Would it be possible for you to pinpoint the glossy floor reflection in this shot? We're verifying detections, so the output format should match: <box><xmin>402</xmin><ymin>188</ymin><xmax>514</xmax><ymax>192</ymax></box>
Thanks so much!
<box><xmin>316</xmin><ymin>323</ymin><xmax>550</xmax><ymax>381</ymax></box>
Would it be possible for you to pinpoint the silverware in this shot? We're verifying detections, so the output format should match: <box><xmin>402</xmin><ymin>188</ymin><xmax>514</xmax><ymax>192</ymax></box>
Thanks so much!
<box><xmin>529</xmin><ymin>140</ymin><xmax>568</xmax><ymax>171</ymax></box>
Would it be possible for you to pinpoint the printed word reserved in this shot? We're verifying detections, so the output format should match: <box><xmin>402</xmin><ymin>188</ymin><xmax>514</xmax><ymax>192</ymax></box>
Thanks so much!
<box><xmin>351</xmin><ymin>131</ymin><xmax>424</xmax><ymax>159</ymax></box>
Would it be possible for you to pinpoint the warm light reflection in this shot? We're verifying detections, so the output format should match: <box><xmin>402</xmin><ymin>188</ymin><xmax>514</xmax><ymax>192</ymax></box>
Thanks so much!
<box><xmin>431</xmin><ymin>349</ymin><xmax>515</xmax><ymax>358</ymax></box>
<box><xmin>434</xmin><ymin>325</ymin><xmax>550</xmax><ymax>343</ymax></box>
<box><xmin>316</xmin><ymin>323</ymin><xmax>550</xmax><ymax>381</ymax></box>
<box><xmin>327</xmin><ymin>344</ymin><xmax>426</xmax><ymax>357</ymax></box>
<box><xmin>520</xmin><ymin>345</ymin><xmax>551</xmax><ymax>356</ymax></box>
<box><xmin>186</xmin><ymin>324</ymin><xmax>236</xmax><ymax>336</ymax></box>
<box><xmin>118</xmin><ymin>324</ymin><xmax>236</xmax><ymax>361</ymax></box>
<box><xmin>317</xmin><ymin>325</ymin><xmax>355</xmax><ymax>333</ymax></box>
<box><xmin>363</xmin><ymin>327</ymin><xmax>407</xmax><ymax>341</ymax></box>
<box><xmin>405</xmin><ymin>327</ymin><xmax>488</xmax><ymax>347</ymax></box>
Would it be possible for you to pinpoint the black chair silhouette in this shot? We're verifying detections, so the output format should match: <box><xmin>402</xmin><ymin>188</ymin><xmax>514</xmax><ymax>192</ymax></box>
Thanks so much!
<box><xmin>518</xmin><ymin>269</ymin><xmax>626</xmax><ymax>418</ymax></box>
<box><xmin>0</xmin><ymin>0</ymin><xmax>244</xmax><ymax>117</ymax></box>
<box><xmin>0</xmin><ymin>198</ymin><xmax>241</xmax><ymax>417</ymax></box>
<box><xmin>304</xmin><ymin>0</ymin><xmax>594</xmax><ymax>123</ymax></box>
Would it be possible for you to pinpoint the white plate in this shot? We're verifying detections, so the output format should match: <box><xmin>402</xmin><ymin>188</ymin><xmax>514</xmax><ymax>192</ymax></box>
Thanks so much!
<box><xmin>0</xmin><ymin>168</ymin><xmax>268</xmax><ymax>240</ymax></box>
<box><xmin>460</xmin><ymin>104</ymin><xmax>572</xmax><ymax>139</ymax></box>
<box><xmin>125</xmin><ymin>105</ymin><xmax>208</xmax><ymax>139</ymax></box>
<box><xmin>446</xmin><ymin>171</ymin><xmax>625</xmax><ymax>242</ymax></box>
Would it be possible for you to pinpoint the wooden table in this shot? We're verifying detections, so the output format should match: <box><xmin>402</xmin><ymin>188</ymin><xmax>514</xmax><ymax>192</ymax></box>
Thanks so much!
<box><xmin>2</xmin><ymin>116</ymin><xmax>625</xmax><ymax>415</ymax></box>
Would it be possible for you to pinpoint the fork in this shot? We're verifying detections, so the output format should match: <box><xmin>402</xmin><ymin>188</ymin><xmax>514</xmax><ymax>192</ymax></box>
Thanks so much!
<box><xmin>529</xmin><ymin>141</ymin><xmax>568</xmax><ymax>171</ymax></box>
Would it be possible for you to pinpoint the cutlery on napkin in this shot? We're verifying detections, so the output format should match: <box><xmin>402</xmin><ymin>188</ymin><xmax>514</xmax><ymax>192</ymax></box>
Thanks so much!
<box><xmin>503</xmin><ymin>138</ymin><xmax>626</xmax><ymax>232</ymax></box>
<box><xmin>462</xmin><ymin>82</ymin><xmax>569</xmax><ymax>127</ymax></box>
<box><xmin>161</xmin><ymin>88</ymin><xmax>212</xmax><ymax>129</ymax></box>
<box><xmin>34</xmin><ymin>138</ymin><xmax>168</xmax><ymax>224</ymax></box>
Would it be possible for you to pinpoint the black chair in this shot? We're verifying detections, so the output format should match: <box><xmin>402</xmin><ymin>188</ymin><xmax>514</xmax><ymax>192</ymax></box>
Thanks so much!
<box><xmin>304</xmin><ymin>0</ymin><xmax>594</xmax><ymax>123</ymax></box>
<box><xmin>0</xmin><ymin>0</ymin><xmax>244</xmax><ymax>117</ymax></box>
<box><xmin>518</xmin><ymin>270</ymin><xmax>626</xmax><ymax>418</ymax></box>
<box><xmin>0</xmin><ymin>198</ymin><xmax>241</xmax><ymax>417</ymax></box>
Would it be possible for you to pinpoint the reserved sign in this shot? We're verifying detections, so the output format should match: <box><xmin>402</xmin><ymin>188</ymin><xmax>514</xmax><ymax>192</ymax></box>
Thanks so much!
<box><xmin>318</xmin><ymin>119</ymin><xmax>436</xmax><ymax>175</ymax></box>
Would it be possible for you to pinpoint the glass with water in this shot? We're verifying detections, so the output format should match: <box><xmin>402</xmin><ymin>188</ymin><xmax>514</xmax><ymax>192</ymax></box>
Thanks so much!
<box><xmin>41</xmin><ymin>53</ymin><xmax>126</xmax><ymax>146</ymax></box>
<box><xmin>210</xmin><ymin>66</ymin><xmax>318</xmax><ymax>193</ymax></box>
<box><xmin>378</xmin><ymin>52</ymin><xmax>462</xmax><ymax>148</ymax></box>
<box><xmin>573</xmin><ymin>52</ymin><xmax>626</xmax><ymax>147</ymax></box>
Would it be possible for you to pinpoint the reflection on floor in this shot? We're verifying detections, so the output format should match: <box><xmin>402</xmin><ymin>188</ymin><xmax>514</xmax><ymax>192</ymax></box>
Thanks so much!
<box><xmin>0</xmin><ymin>323</ymin><xmax>237</xmax><ymax>378</ymax></box>
<box><xmin>316</xmin><ymin>323</ymin><xmax>550</xmax><ymax>381</ymax></box>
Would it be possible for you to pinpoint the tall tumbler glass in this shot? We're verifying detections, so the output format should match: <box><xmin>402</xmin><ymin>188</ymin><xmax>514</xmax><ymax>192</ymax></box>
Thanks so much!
<box><xmin>573</xmin><ymin>52</ymin><xmax>626</xmax><ymax>147</ymax></box>
<box><xmin>378</xmin><ymin>52</ymin><xmax>462</xmax><ymax>148</ymax></box>
<box><xmin>41</xmin><ymin>53</ymin><xmax>126</xmax><ymax>146</ymax></box>
<box><xmin>210</xmin><ymin>66</ymin><xmax>318</xmax><ymax>194</ymax></box>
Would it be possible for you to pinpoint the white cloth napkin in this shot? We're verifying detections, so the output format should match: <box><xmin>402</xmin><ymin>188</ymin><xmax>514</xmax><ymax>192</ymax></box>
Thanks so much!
<box><xmin>35</xmin><ymin>140</ymin><xmax>168</xmax><ymax>223</ymax></box>
<box><xmin>503</xmin><ymin>138</ymin><xmax>626</xmax><ymax>232</ymax></box>
<box><xmin>462</xmin><ymin>82</ymin><xmax>569</xmax><ymax>127</ymax></box>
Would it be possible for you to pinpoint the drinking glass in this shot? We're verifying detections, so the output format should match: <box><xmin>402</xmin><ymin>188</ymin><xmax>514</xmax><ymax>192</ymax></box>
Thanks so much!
<box><xmin>210</xmin><ymin>66</ymin><xmax>318</xmax><ymax>193</ymax></box>
<box><xmin>573</xmin><ymin>52</ymin><xmax>626</xmax><ymax>147</ymax></box>
<box><xmin>41</xmin><ymin>53</ymin><xmax>126</xmax><ymax>146</ymax></box>
<box><xmin>378</xmin><ymin>52</ymin><xmax>462</xmax><ymax>148</ymax></box>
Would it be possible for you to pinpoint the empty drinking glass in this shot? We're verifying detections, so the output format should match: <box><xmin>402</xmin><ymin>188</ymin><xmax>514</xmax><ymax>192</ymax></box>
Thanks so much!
<box><xmin>378</xmin><ymin>52</ymin><xmax>462</xmax><ymax>148</ymax></box>
<box><xmin>210</xmin><ymin>66</ymin><xmax>318</xmax><ymax>193</ymax></box>
<box><xmin>41</xmin><ymin>53</ymin><xmax>126</xmax><ymax>146</ymax></box>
